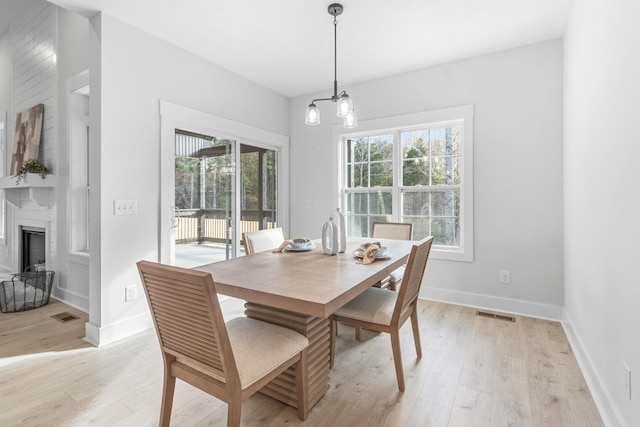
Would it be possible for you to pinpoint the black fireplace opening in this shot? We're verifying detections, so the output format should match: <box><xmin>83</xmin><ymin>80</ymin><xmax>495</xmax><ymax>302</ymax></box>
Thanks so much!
<box><xmin>21</xmin><ymin>226</ymin><xmax>45</xmax><ymax>272</ymax></box>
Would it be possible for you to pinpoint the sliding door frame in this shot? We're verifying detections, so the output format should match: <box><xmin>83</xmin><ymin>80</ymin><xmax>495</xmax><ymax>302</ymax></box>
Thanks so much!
<box><xmin>159</xmin><ymin>101</ymin><xmax>289</xmax><ymax>264</ymax></box>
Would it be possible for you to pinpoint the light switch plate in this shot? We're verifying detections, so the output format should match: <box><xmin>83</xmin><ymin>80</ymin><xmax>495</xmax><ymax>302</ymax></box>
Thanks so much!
<box><xmin>114</xmin><ymin>200</ymin><xmax>137</xmax><ymax>215</ymax></box>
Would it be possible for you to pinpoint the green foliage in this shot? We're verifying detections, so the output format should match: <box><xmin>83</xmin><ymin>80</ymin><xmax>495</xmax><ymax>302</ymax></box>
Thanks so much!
<box><xmin>174</xmin><ymin>138</ymin><xmax>277</xmax><ymax>219</ymax></box>
<box><xmin>14</xmin><ymin>159</ymin><xmax>50</xmax><ymax>184</ymax></box>
<box><xmin>345</xmin><ymin>125</ymin><xmax>462</xmax><ymax>246</ymax></box>
<box><xmin>348</xmin><ymin>135</ymin><xmax>393</xmax><ymax>187</ymax></box>
<box><xmin>240</xmin><ymin>149</ymin><xmax>277</xmax><ymax>211</ymax></box>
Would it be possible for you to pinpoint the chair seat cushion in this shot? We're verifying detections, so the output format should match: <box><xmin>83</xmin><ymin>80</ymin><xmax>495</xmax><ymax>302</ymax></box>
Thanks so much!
<box><xmin>227</xmin><ymin>317</ymin><xmax>309</xmax><ymax>389</ymax></box>
<box><xmin>334</xmin><ymin>287</ymin><xmax>398</xmax><ymax>326</ymax></box>
<box><xmin>389</xmin><ymin>265</ymin><xmax>405</xmax><ymax>283</ymax></box>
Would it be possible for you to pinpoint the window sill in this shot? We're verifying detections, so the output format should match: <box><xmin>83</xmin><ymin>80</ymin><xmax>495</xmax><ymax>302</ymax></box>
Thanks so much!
<box><xmin>69</xmin><ymin>251</ymin><xmax>90</xmax><ymax>265</ymax></box>
<box><xmin>431</xmin><ymin>246</ymin><xmax>473</xmax><ymax>262</ymax></box>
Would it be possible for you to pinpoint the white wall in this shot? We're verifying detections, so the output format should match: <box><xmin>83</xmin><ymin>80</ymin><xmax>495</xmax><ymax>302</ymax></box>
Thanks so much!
<box><xmin>0</xmin><ymin>31</ymin><xmax>11</xmax><ymax>256</ymax></box>
<box><xmin>563</xmin><ymin>0</ymin><xmax>640</xmax><ymax>426</ymax></box>
<box><xmin>0</xmin><ymin>31</ymin><xmax>10</xmax><ymax>135</ymax></box>
<box><xmin>86</xmin><ymin>13</ymin><xmax>289</xmax><ymax>345</ymax></box>
<box><xmin>290</xmin><ymin>40</ymin><xmax>564</xmax><ymax>319</ymax></box>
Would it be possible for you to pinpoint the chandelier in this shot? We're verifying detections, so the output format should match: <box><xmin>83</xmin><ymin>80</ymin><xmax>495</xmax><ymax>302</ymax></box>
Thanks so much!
<box><xmin>304</xmin><ymin>3</ymin><xmax>357</xmax><ymax>128</ymax></box>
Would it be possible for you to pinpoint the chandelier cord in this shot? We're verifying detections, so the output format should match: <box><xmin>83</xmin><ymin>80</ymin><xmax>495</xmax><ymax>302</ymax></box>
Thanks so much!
<box><xmin>333</xmin><ymin>15</ymin><xmax>338</xmax><ymax>99</ymax></box>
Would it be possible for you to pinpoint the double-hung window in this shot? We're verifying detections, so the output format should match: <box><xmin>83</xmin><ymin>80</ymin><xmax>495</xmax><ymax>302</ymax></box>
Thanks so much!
<box><xmin>339</xmin><ymin>105</ymin><xmax>473</xmax><ymax>261</ymax></box>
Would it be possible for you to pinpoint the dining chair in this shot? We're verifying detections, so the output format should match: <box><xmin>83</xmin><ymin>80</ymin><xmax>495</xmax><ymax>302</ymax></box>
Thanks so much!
<box><xmin>371</xmin><ymin>222</ymin><xmax>413</xmax><ymax>291</ymax></box>
<box><xmin>243</xmin><ymin>227</ymin><xmax>285</xmax><ymax>255</ymax></box>
<box><xmin>371</xmin><ymin>221</ymin><xmax>413</xmax><ymax>240</ymax></box>
<box><xmin>137</xmin><ymin>260</ymin><xmax>309</xmax><ymax>427</ymax></box>
<box><xmin>336</xmin><ymin>222</ymin><xmax>414</xmax><ymax>340</ymax></box>
<box><xmin>330</xmin><ymin>236</ymin><xmax>433</xmax><ymax>392</ymax></box>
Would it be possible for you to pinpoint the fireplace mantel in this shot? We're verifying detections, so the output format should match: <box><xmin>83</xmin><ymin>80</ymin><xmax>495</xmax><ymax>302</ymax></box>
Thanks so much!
<box><xmin>0</xmin><ymin>174</ymin><xmax>57</xmax><ymax>208</ymax></box>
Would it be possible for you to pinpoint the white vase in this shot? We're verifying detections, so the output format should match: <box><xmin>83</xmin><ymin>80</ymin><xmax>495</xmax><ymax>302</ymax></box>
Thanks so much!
<box><xmin>322</xmin><ymin>217</ymin><xmax>338</xmax><ymax>255</ymax></box>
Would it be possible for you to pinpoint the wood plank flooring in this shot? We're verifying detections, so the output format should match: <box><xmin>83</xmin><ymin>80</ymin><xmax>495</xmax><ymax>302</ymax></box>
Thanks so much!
<box><xmin>0</xmin><ymin>298</ymin><xmax>604</xmax><ymax>426</ymax></box>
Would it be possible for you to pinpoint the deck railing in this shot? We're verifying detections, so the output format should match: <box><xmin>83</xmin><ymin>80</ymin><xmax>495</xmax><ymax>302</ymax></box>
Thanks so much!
<box><xmin>175</xmin><ymin>208</ymin><xmax>276</xmax><ymax>244</ymax></box>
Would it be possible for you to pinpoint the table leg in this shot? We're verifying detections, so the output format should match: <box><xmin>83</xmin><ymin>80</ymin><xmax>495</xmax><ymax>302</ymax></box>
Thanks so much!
<box><xmin>244</xmin><ymin>303</ymin><xmax>331</xmax><ymax>409</ymax></box>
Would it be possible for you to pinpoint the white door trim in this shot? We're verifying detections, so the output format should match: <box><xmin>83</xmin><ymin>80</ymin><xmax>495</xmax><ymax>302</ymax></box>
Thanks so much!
<box><xmin>159</xmin><ymin>100</ymin><xmax>289</xmax><ymax>264</ymax></box>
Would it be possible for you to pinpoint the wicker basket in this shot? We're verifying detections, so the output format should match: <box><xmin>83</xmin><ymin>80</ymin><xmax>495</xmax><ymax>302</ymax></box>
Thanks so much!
<box><xmin>0</xmin><ymin>270</ymin><xmax>54</xmax><ymax>313</ymax></box>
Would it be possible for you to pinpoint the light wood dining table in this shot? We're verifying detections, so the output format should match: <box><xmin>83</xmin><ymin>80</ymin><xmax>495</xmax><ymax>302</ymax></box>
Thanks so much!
<box><xmin>194</xmin><ymin>237</ymin><xmax>415</xmax><ymax>411</ymax></box>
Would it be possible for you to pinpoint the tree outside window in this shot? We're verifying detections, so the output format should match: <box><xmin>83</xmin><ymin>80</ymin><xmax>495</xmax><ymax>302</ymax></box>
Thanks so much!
<box><xmin>344</xmin><ymin>122</ymin><xmax>463</xmax><ymax>248</ymax></box>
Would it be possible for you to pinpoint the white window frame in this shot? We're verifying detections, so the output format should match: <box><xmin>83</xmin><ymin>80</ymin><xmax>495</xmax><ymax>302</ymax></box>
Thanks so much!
<box><xmin>67</xmin><ymin>70</ymin><xmax>90</xmax><ymax>256</ymax></box>
<box><xmin>333</xmin><ymin>105</ymin><xmax>474</xmax><ymax>262</ymax></box>
<box><xmin>0</xmin><ymin>112</ymin><xmax>6</xmax><ymax>244</ymax></box>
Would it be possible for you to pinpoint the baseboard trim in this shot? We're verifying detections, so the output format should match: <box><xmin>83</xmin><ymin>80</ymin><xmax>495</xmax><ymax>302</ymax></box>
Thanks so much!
<box><xmin>421</xmin><ymin>287</ymin><xmax>563</xmax><ymax>321</ymax></box>
<box><xmin>420</xmin><ymin>287</ymin><xmax>623</xmax><ymax>427</ymax></box>
<box><xmin>562</xmin><ymin>312</ymin><xmax>626</xmax><ymax>427</ymax></box>
<box><xmin>83</xmin><ymin>311</ymin><xmax>153</xmax><ymax>347</ymax></box>
<box><xmin>84</xmin><ymin>322</ymin><xmax>100</xmax><ymax>346</ymax></box>
<box><xmin>52</xmin><ymin>289</ymin><xmax>89</xmax><ymax>313</ymax></box>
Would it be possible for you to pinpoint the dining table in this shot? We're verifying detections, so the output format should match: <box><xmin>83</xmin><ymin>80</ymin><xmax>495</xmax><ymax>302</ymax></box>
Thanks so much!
<box><xmin>194</xmin><ymin>236</ymin><xmax>416</xmax><ymax>411</ymax></box>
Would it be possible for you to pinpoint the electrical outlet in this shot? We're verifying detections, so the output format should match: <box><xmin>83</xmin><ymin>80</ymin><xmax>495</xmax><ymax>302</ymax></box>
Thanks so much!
<box><xmin>499</xmin><ymin>270</ymin><xmax>511</xmax><ymax>284</ymax></box>
<box><xmin>125</xmin><ymin>285</ymin><xmax>137</xmax><ymax>302</ymax></box>
<box><xmin>623</xmin><ymin>362</ymin><xmax>632</xmax><ymax>400</ymax></box>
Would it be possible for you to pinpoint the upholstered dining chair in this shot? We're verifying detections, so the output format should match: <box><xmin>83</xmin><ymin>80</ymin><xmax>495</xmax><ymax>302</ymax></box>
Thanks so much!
<box><xmin>372</xmin><ymin>221</ymin><xmax>413</xmax><ymax>241</ymax></box>
<box><xmin>330</xmin><ymin>236</ymin><xmax>433</xmax><ymax>392</ymax></box>
<box><xmin>243</xmin><ymin>227</ymin><xmax>285</xmax><ymax>255</ymax></box>
<box><xmin>371</xmin><ymin>222</ymin><xmax>413</xmax><ymax>291</ymax></box>
<box><xmin>137</xmin><ymin>260</ymin><xmax>309</xmax><ymax>427</ymax></box>
<box><xmin>337</xmin><ymin>222</ymin><xmax>415</xmax><ymax>340</ymax></box>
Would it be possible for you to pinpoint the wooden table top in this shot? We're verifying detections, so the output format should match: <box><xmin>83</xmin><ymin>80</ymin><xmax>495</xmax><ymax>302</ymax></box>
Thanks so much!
<box><xmin>194</xmin><ymin>238</ymin><xmax>415</xmax><ymax>318</ymax></box>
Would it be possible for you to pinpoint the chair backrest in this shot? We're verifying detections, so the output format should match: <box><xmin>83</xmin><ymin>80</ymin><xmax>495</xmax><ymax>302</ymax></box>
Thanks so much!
<box><xmin>137</xmin><ymin>260</ymin><xmax>239</xmax><ymax>387</ymax></box>
<box><xmin>392</xmin><ymin>236</ymin><xmax>433</xmax><ymax>323</ymax></box>
<box><xmin>243</xmin><ymin>227</ymin><xmax>285</xmax><ymax>255</ymax></box>
<box><xmin>372</xmin><ymin>222</ymin><xmax>413</xmax><ymax>241</ymax></box>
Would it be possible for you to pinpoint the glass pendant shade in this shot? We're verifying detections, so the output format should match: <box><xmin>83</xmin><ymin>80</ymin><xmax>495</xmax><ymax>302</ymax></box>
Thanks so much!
<box><xmin>343</xmin><ymin>108</ymin><xmax>358</xmax><ymax>128</ymax></box>
<box><xmin>304</xmin><ymin>4</ymin><xmax>358</xmax><ymax>128</ymax></box>
<box><xmin>336</xmin><ymin>93</ymin><xmax>353</xmax><ymax>118</ymax></box>
<box><xmin>305</xmin><ymin>103</ymin><xmax>321</xmax><ymax>125</ymax></box>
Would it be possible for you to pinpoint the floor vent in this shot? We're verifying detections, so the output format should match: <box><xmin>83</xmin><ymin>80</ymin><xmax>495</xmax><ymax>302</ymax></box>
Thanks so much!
<box><xmin>51</xmin><ymin>312</ymin><xmax>79</xmax><ymax>323</ymax></box>
<box><xmin>476</xmin><ymin>310</ymin><xmax>516</xmax><ymax>322</ymax></box>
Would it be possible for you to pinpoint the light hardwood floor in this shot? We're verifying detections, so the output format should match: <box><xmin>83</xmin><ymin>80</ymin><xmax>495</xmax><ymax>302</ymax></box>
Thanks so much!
<box><xmin>0</xmin><ymin>298</ymin><xmax>604</xmax><ymax>426</ymax></box>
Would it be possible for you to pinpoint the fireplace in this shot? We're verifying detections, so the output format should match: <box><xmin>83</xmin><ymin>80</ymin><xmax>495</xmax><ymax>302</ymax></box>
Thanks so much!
<box><xmin>20</xmin><ymin>226</ymin><xmax>46</xmax><ymax>272</ymax></box>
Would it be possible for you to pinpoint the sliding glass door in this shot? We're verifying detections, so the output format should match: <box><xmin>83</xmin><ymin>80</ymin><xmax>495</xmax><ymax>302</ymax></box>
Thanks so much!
<box><xmin>159</xmin><ymin>101</ymin><xmax>288</xmax><ymax>268</ymax></box>
<box><xmin>238</xmin><ymin>143</ymin><xmax>278</xmax><ymax>238</ymax></box>
<box><xmin>169</xmin><ymin>130</ymin><xmax>279</xmax><ymax>268</ymax></box>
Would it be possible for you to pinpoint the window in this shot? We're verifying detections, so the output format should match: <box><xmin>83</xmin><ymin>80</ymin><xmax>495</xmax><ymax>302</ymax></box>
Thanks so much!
<box><xmin>339</xmin><ymin>105</ymin><xmax>473</xmax><ymax>262</ymax></box>
<box><xmin>68</xmin><ymin>78</ymin><xmax>90</xmax><ymax>254</ymax></box>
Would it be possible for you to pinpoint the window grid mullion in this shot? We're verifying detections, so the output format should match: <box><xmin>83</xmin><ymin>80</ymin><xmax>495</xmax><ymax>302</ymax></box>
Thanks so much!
<box><xmin>342</xmin><ymin>118</ymin><xmax>464</xmax><ymax>249</ymax></box>
<box><xmin>393</xmin><ymin>130</ymin><xmax>401</xmax><ymax>223</ymax></box>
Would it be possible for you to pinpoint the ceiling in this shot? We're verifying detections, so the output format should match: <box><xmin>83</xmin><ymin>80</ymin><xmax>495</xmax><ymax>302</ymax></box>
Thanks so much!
<box><xmin>3</xmin><ymin>0</ymin><xmax>574</xmax><ymax>98</ymax></box>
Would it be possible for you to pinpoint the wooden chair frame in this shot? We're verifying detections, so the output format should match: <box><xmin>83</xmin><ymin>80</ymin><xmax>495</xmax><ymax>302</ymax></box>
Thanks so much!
<box><xmin>330</xmin><ymin>236</ymin><xmax>433</xmax><ymax>392</ymax></box>
<box><xmin>372</xmin><ymin>222</ymin><xmax>413</xmax><ymax>291</ymax></box>
<box><xmin>137</xmin><ymin>260</ymin><xmax>309</xmax><ymax>427</ymax></box>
